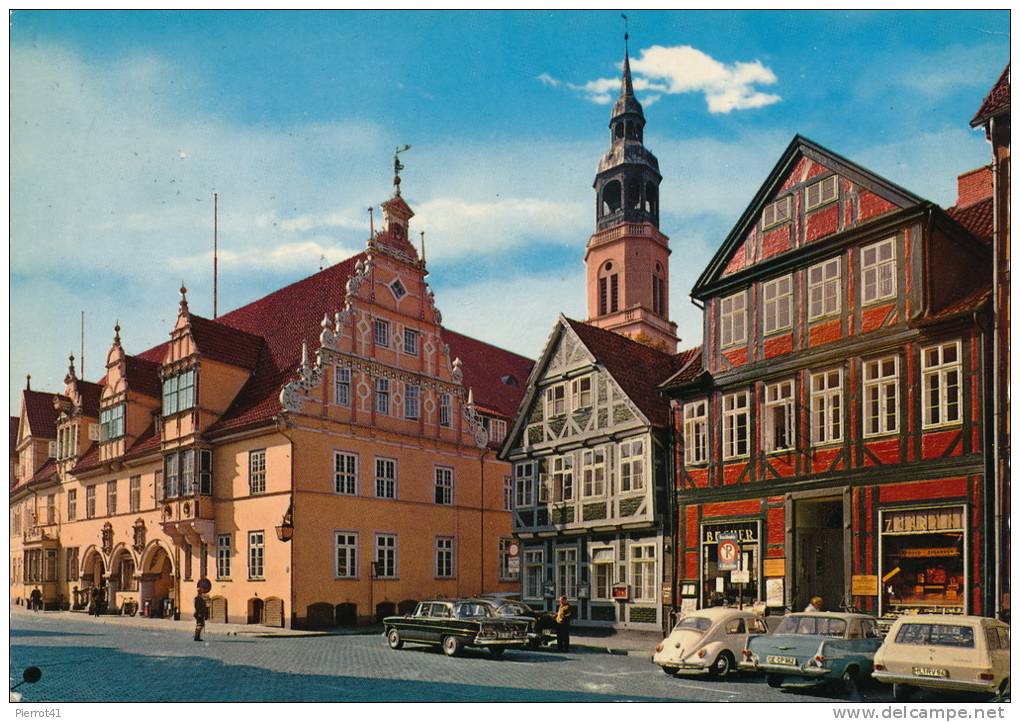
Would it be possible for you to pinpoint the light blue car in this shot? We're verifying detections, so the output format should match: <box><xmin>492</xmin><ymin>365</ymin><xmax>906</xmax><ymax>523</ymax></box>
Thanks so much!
<box><xmin>740</xmin><ymin>613</ymin><xmax>883</xmax><ymax>693</ymax></box>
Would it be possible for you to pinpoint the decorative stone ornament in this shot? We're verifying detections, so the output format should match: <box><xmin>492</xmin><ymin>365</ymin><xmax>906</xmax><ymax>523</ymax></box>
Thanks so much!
<box><xmin>462</xmin><ymin>387</ymin><xmax>490</xmax><ymax>449</ymax></box>
<box><xmin>131</xmin><ymin>519</ymin><xmax>146</xmax><ymax>554</ymax></box>
<box><xmin>100</xmin><ymin>522</ymin><xmax>114</xmax><ymax>555</ymax></box>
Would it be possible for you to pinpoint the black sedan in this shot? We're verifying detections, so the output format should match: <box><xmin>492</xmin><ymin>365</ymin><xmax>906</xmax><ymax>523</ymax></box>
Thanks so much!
<box><xmin>479</xmin><ymin>596</ymin><xmax>557</xmax><ymax>649</ymax></box>
<box><xmin>383</xmin><ymin>599</ymin><xmax>531</xmax><ymax>657</ymax></box>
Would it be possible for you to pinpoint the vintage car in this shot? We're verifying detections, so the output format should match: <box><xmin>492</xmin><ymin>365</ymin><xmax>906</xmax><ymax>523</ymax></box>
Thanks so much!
<box><xmin>872</xmin><ymin>614</ymin><xmax>1010</xmax><ymax>699</ymax></box>
<box><xmin>741</xmin><ymin>612</ymin><xmax>883</xmax><ymax>691</ymax></box>
<box><xmin>479</xmin><ymin>596</ymin><xmax>557</xmax><ymax>649</ymax></box>
<box><xmin>654</xmin><ymin>607</ymin><xmax>768</xmax><ymax>677</ymax></box>
<box><xmin>383</xmin><ymin>598</ymin><xmax>531</xmax><ymax>657</ymax></box>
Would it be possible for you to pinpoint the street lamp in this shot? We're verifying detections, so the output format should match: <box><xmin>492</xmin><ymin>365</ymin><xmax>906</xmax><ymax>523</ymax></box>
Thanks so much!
<box><xmin>275</xmin><ymin>501</ymin><xmax>294</xmax><ymax>543</ymax></box>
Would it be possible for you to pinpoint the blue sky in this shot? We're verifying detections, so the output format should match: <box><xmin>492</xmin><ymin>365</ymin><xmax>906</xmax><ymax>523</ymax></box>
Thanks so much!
<box><xmin>9</xmin><ymin>10</ymin><xmax>1009</xmax><ymax>413</ymax></box>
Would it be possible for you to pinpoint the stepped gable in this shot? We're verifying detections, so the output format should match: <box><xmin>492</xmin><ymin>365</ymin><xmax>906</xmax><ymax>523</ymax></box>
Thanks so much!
<box><xmin>442</xmin><ymin>328</ymin><xmax>534</xmax><ymax>419</ymax></box>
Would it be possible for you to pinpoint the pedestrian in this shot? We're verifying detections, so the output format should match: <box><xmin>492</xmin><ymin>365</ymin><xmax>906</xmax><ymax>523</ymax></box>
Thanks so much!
<box><xmin>804</xmin><ymin>595</ymin><xmax>823</xmax><ymax>613</ymax></box>
<box><xmin>194</xmin><ymin>578</ymin><xmax>211</xmax><ymax>642</ymax></box>
<box><xmin>90</xmin><ymin>586</ymin><xmax>101</xmax><ymax>617</ymax></box>
<box><xmin>555</xmin><ymin>595</ymin><xmax>573</xmax><ymax>652</ymax></box>
<box><xmin>29</xmin><ymin>588</ymin><xmax>41</xmax><ymax>612</ymax></box>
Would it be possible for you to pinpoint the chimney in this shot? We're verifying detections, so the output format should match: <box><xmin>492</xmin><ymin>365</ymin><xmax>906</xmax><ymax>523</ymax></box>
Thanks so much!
<box><xmin>956</xmin><ymin>165</ymin><xmax>993</xmax><ymax>207</ymax></box>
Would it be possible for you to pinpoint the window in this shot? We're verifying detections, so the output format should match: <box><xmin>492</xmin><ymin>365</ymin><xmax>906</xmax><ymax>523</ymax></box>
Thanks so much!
<box><xmin>862</xmin><ymin>237</ymin><xmax>896</xmax><ymax>304</ymax></box>
<box><xmin>44</xmin><ymin>550</ymin><xmax>57</xmax><ymax>582</ymax></box>
<box><xmin>66</xmin><ymin>547</ymin><xmax>79</xmax><ymax>582</ymax></box>
<box><xmin>488</xmin><ymin>418</ymin><xmax>507</xmax><ymax>444</ymax></box>
<box><xmin>129</xmin><ymin>476</ymin><xmax>141</xmax><ymax>512</ymax></box>
<box><xmin>375</xmin><ymin>458</ymin><xmax>397</xmax><ymax>499</ymax></box>
<box><xmin>503</xmin><ymin>476</ymin><xmax>513</xmax><ymax>511</ymax></box>
<box><xmin>524</xmin><ymin>549</ymin><xmax>544</xmax><ymax>598</ymax></box>
<box><xmin>334</xmin><ymin>366</ymin><xmax>351</xmax><ymax>407</ymax></box>
<box><xmin>439</xmin><ymin>393</ymin><xmax>452</xmax><ymax>427</ymax></box>
<box><xmin>556</xmin><ymin>547</ymin><xmax>577</xmax><ymax>598</ymax></box>
<box><xmin>85</xmin><ymin>486</ymin><xmax>96</xmax><ymax>519</ymax></box>
<box><xmin>582</xmin><ymin>448</ymin><xmax>606</xmax><ymax>497</ymax></box>
<box><xmin>404</xmin><ymin>328</ymin><xmax>418</xmax><ymax>356</ymax></box>
<box><xmin>374</xmin><ymin>319</ymin><xmax>390</xmax><ymax>347</ymax></box>
<box><xmin>184</xmin><ymin>542</ymin><xmax>193</xmax><ymax>581</ymax></box>
<box><xmin>247</xmin><ymin>531</ymin><xmax>264</xmax><ymax>580</ymax></box>
<box><xmin>808</xmin><ymin>258</ymin><xmax>841</xmax><ymax>320</ymax></box>
<box><xmin>684</xmin><ymin>400</ymin><xmax>708</xmax><ymax>465</ymax></box>
<box><xmin>806</xmin><ymin>175</ymin><xmax>838</xmax><ymax>210</ymax></box>
<box><xmin>404</xmin><ymin>384</ymin><xmax>420</xmax><ymax>420</ymax></box>
<box><xmin>335</xmin><ymin>532</ymin><xmax>357</xmax><ymax>578</ymax></box>
<box><xmin>720</xmin><ymin>291</ymin><xmax>747</xmax><ymax>348</ymax></box>
<box><xmin>334</xmin><ymin>451</ymin><xmax>358</xmax><ymax>495</ymax></box>
<box><xmin>537</xmin><ymin>458</ymin><xmax>552</xmax><ymax>503</ymax></box>
<box><xmin>764</xmin><ymin>380</ymin><xmax>795</xmax><ymax>452</ymax></box>
<box><xmin>499</xmin><ymin>538</ymin><xmax>518</xmax><ymax>580</ymax></box>
<box><xmin>216</xmin><ymin>534</ymin><xmax>231</xmax><ymax>579</ymax></box>
<box><xmin>610</xmin><ymin>274</ymin><xmax>619</xmax><ymax>313</ymax></box>
<box><xmin>67</xmin><ymin>489</ymin><xmax>77</xmax><ymax>521</ymax></box>
<box><xmin>180</xmin><ymin>449</ymin><xmax>195</xmax><ymax>496</ymax></box>
<box><xmin>162</xmin><ymin>369</ymin><xmax>196</xmax><ymax>416</ymax></box>
<box><xmin>811</xmin><ymin>369</ymin><xmax>843</xmax><ymax>444</ymax></box>
<box><xmin>763</xmin><ymin>196</ymin><xmax>791</xmax><ymax>228</ymax></box>
<box><xmin>631</xmin><ymin>544</ymin><xmax>656</xmax><ymax>602</ymax></box>
<box><xmin>375</xmin><ymin>534</ymin><xmax>397</xmax><ymax>578</ymax></box>
<box><xmin>198</xmin><ymin>450</ymin><xmax>212</xmax><ymax>496</ymax></box>
<box><xmin>619</xmin><ymin>439</ymin><xmax>644</xmax><ymax>492</ymax></box>
<box><xmin>515</xmin><ymin>461</ymin><xmax>535</xmax><ymax>508</ymax></box>
<box><xmin>545</xmin><ymin>384</ymin><xmax>566</xmax><ymax>416</ymax></box>
<box><xmin>652</xmin><ymin>274</ymin><xmax>666</xmax><ymax>316</ymax></box>
<box><xmin>106</xmin><ymin>482</ymin><xmax>117</xmax><ymax>516</ymax></box>
<box><xmin>56</xmin><ymin>423</ymin><xmax>79</xmax><ymax>459</ymax></box>
<box><xmin>375</xmin><ymin>378</ymin><xmax>390</xmax><ymax>415</ymax></box>
<box><xmin>434</xmin><ymin>466</ymin><xmax>453</xmax><ymax>505</ymax></box>
<box><xmin>864</xmin><ymin>357</ymin><xmax>899</xmax><ymax>436</ymax></box>
<box><xmin>249</xmin><ymin>449</ymin><xmax>266</xmax><ymax>495</ymax></box>
<box><xmin>592</xmin><ymin>547</ymin><xmax>614</xmax><ymax>600</ymax></box>
<box><xmin>164</xmin><ymin>454</ymin><xmax>178</xmax><ymax>499</ymax></box>
<box><xmin>922</xmin><ymin>341</ymin><xmax>962</xmax><ymax>428</ymax></box>
<box><xmin>571</xmin><ymin>375</ymin><xmax>592</xmax><ymax>410</ymax></box>
<box><xmin>435</xmin><ymin>537</ymin><xmax>454</xmax><ymax>578</ymax></box>
<box><xmin>99</xmin><ymin>404</ymin><xmax>125</xmax><ymax>441</ymax></box>
<box><xmin>45</xmin><ymin>494</ymin><xmax>56</xmax><ymax>525</ymax></box>
<box><xmin>389</xmin><ymin>278</ymin><xmax>406</xmax><ymax>300</ymax></box>
<box><xmin>200</xmin><ymin>542</ymin><xmax>207</xmax><ymax>580</ymax></box>
<box><xmin>763</xmin><ymin>275</ymin><xmax>793</xmax><ymax>335</ymax></box>
<box><xmin>552</xmin><ymin>455</ymin><xmax>574</xmax><ymax>501</ymax></box>
<box><xmin>722</xmin><ymin>391</ymin><xmax>750</xmax><ymax>459</ymax></box>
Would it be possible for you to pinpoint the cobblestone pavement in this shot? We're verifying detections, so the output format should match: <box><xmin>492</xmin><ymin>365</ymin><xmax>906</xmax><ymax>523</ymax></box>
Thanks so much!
<box><xmin>8</xmin><ymin>614</ymin><xmax>969</xmax><ymax>703</ymax></box>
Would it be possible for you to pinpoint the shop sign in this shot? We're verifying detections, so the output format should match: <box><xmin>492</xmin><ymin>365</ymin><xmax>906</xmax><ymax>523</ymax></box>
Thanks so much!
<box><xmin>661</xmin><ymin>582</ymin><xmax>672</xmax><ymax>605</ymax></box>
<box><xmin>851</xmin><ymin>575</ymin><xmax>879</xmax><ymax>596</ymax></box>
<box><xmin>763</xmin><ymin>558</ymin><xmax>785</xmax><ymax>578</ymax></box>
<box><xmin>612</xmin><ymin>584</ymin><xmax>630</xmax><ymax>601</ymax></box>
<box><xmin>731</xmin><ymin>569</ymin><xmax>750</xmax><ymax>584</ymax></box>
<box><xmin>702</xmin><ymin>526</ymin><xmax>757</xmax><ymax>544</ymax></box>
<box><xmin>883</xmin><ymin>508</ymin><xmax>963</xmax><ymax>534</ymax></box>
<box><xmin>717</xmin><ymin>533</ymin><xmax>740</xmax><ymax>571</ymax></box>
<box><xmin>507</xmin><ymin>540</ymin><xmax>520</xmax><ymax>574</ymax></box>
<box><xmin>766</xmin><ymin>578</ymin><xmax>784</xmax><ymax>606</ymax></box>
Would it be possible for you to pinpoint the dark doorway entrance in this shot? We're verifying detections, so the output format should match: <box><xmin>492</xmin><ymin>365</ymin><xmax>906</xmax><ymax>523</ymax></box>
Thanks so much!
<box><xmin>793</xmin><ymin>497</ymin><xmax>844</xmax><ymax>612</ymax></box>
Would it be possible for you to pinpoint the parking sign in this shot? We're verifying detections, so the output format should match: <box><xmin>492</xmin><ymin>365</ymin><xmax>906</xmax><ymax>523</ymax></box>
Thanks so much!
<box><xmin>717</xmin><ymin>532</ymin><xmax>740</xmax><ymax>571</ymax></box>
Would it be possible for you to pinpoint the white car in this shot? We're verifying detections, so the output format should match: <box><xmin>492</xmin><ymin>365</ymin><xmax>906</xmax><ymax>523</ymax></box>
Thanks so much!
<box><xmin>872</xmin><ymin>614</ymin><xmax>1010</xmax><ymax>699</ymax></box>
<box><xmin>654</xmin><ymin>607</ymin><xmax>768</xmax><ymax>677</ymax></box>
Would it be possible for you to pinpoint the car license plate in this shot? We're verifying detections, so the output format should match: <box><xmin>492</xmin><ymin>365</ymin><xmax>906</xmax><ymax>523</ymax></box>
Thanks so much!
<box><xmin>768</xmin><ymin>655</ymin><xmax>797</xmax><ymax>666</ymax></box>
<box><xmin>913</xmin><ymin>667</ymin><xmax>949</xmax><ymax>679</ymax></box>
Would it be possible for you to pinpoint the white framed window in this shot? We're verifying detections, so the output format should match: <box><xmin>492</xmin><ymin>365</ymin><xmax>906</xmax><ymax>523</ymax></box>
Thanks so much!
<box><xmin>763</xmin><ymin>274</ymin><xmax>793</xmax><ymax>335</ymax></box>
<box><xmin>106</xmin><ymin>481</ymin><xmax>117</xmax><ymax>516</ymax></box>
<box><xmin>374</xmin><ymin>534</ymin><xmax>397</xmax><ymax>578</ymax></box>
<box><xmin>248</xmin><ymin>449</ymin><xmax>266</xmax><ymax>495</ymax></box>
<box><xmin>334</xmin><ymin>451</ymin><xmax>358</xmax><ymax>495</ymax></box>
<box><xmin>763</xmin><ymin>380</ymin><xmax>795</xmax><ymax>452</ymax></box>
<box><xmin>375</xmin><ymin>378</ymin><xmax>390</xmax><ymax>415</ymax></box>
<box><xmin>162</xmin><ymin>369</ymin><xmax>196</xmax><ymax>416</ymax></box>
<box><xmin>538</xmin><ymin>459</ymin><xmax>551</xmax><ymax>503</ymax></box>
<box><xmin>99</xmin><ymin>404</ymin><xmax>125</xmax><ymax>441</ymax></box>
<box><xmin>247</xmin><ymin>530</ymin><xmax>264</xmax><ymax>580</ymax></box>
<box><xmin>556</xmin><ymin>547</ymin><xmax>578</xmax><ymax>598</ymax></box>
<box><xmin>503</xmin><ymin>476</ymin><xmax>513</xmax><ymax>511</ymax></box>
<box><xmin>811</xmin><ymin>369</ymin><xmax>843</xmax><ymax>444</ymax></box>
<box><xmin>570</xmin><ymin>375</ymin><xmax>593</xmax><ymax>410</ymax></box>
<box><xmin>488</xmin><ymin>418</ymin><xmax>507</xmax><ymax>444</ymax></box>
<box><xmin>129</xmin><ymin>476</ymin><xmax>141</xmax><ymax>512</ymax></box>
<box><xmin>404</xmin><ymin>384</ymin><xmax>420</xmax><ymax>419</ymax></box>
<box><xmin>85</xmin><ymin>485</ymin><xmax>96</xmax><ymax>519</ymax></box>
<box><xmin>375</xmin><ymin>457</ymin><xmax>397</xmax><ymax>499</ymax></box>
<box><xmin>806</xmin><ymin>175</ymin><xmax>838</xmax><ymax>210</ymax></box>
<box><xmin>515</xmin><ymin>461</ymin><xmax>535</xmax><ymax>508</ymax></box>
<box><xmin>722</xmin><ymin>391</ymin><xmax>750</xmax><ymax>459</ymax></box>
<box><xmin>864</xmin><ymin>356</ymin><xmax>900</xmax><ymax>436</ymax></box>
<box><xmin>374</xmin><ymin>319</ymin><xmax>390</xmax><ymax>347</ymax></box>
<box><xmin>198</xmin><ymin>450</ymin><xmax>212</xmax><ymax>496</ymax></box>
<box><xmin>762</xmin><ymin>195</ymin><xmax>791</xmax><ymax>228</ymax></box>
<box><xmin>545</xmin><ymin>383</ymin><xmax>566</xmax><ymax>416</ymax></box>
<box><xmin>180</xmin><ymin>449</ymin><xmax>194</xmax><ymax>496</ymax></box>
<box><xmin>684</xmin><ymin>400</ymin><xmax>708</xmax><ymax>465</ymax></box>
<box><xmin>581</xmin><ymin>448</ymin><xmax>607</xmax><ymax>497</ymax></box>
<box><xmin>808</xmin><ymin>258</ymin><xmax>841</xmax><ymax>320</ymax></box>
<box><xmin>552</xmin><ymin>455</ymin><xmax>574</xmax><ymax>501</ymax></box>
<box><xmin>216</xmin><ymin>533</ymin><xmax>231</xmax><ymax>579</ymax></box>
<box><xmin>861</xmin><ymin>237</ymin><xmax>897</xmax><ymax>305</ymax></box>
<box><xmin>67</xmin><ymin>489</ymin><xmax>77</xmax><ymax>521</ymax></box>
<box><xmin>631</xmin><ymin>544</ymin><xmax>656</xmax><ymax>602</ymax></box>
<box><xmin>164</xmin><ymin>454</ymin><xmax>179</xmax><ymax>498</ymax></box>
<box><xmin>922</xmin><ymin>341</ymin><xmax>962</xmax><ymax>428</ymax></box>
<box><xmin>404</xmin><ymin>328</ymin><xmax>419</xmax><ymax>356</ymax></box>
<box><xmin>499</xmin><ymin>537</ymin><xmax>519</xmax><ymax>581</ymax></box>
<box><xmin>434</xmin><ymin>466</ymin><xmax>453</xmax><ymax>505</ymax></box>
<box><xmin>46</xmin><ymin>494</ymin><xmax>56</xmax><ymax>525</ymax></box>
<box><xmin>619</xmin><ymin>438</ymin><xmax>645</xmax><ymax>492</ymax></box>
<box><xmin>435</xmin><ymin>536</ymin><xmax>455</xmax><ymax>578</ymax></box>
<box><xmin>439</xmin><ymin>393</ymin><xmax>452</xmax><ymax>427</ymax></box>
<box><xmin>524</xmin><ymin>549</ymin><xmax>544</xmax><ymax>599</ymax></box>
<box><xmin>720</xmin><ymin>290</ymin><xmax>747</xmax><ymax>348</ymax></box>
<box><xmin>335</xmin><ymin>531</ymin><xmax>357</xmax><ymax>579</ymax></box>
<box><xmin>334</xmin><ymin>366</ymin><xmax>351</xmax><ymax>407</ymax></box>
<box><xmin>591</xmin><ymin>547</ymin><xmax>615</xmax><ymax>600</ymax></box>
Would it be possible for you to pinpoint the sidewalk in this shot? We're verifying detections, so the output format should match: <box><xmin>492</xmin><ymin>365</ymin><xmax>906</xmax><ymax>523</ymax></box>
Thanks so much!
<box><xmin>566</xmin><ymin>626</ymin><xmax>661</xmax><ymax>659</ymax></box>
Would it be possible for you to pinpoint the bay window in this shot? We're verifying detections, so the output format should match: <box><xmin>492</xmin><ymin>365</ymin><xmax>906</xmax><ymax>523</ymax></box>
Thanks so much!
<box><xmin>162</xmin><ymin>369</ymin><xmax>196</xmax><ymax>416</ymax></box>
<box><xmin>99</xmin><ymin>404</ymin><xmax>125</xmax><ymax>441</ymax></box>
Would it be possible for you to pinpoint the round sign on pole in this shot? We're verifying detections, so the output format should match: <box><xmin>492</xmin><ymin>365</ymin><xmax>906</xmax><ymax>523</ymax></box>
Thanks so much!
<box><xmin>717</xmin><ymin>533</ymin><xmax>740</xmax><ymax>571</ymax></box>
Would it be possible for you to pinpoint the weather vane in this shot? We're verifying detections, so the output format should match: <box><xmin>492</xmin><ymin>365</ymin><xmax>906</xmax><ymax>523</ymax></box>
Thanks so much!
<box><xmin>621</xmin><ymin>13</ymin><xmax>629</xmax><ymax>45</ymax></box>
<box><xmin>393</xmin><ymin>144</ymin><xmax>412</xmax><ymax>194</ymax></box>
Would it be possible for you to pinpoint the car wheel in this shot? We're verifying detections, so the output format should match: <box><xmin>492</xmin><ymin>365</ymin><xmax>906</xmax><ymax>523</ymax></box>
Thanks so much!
<box><xmin>710</xmin><ymin>651</ymin><xmax>734</xmax><ymax>678</ymax></box>
<box><xmin>387</xmin><ymin>628</ymin><xmax>403</xmax><ymax>650</ymax></box>
<box><xmin>527</xmin><ymin>638</ymin><xmax>541</xmax><ymax>650</ymax></box>
<box><xmin>766</xmin><ymin>674</ymin><xmax>784</xmax><ymax>688</ymax></box>
<box><xmin>661</xmin><ymin>666</ymin><xmax>679</xmax><ymax>676</ymax></box>
<box><xmin>442</xmin><ymin>635</ymin><xmax>464</xmax><ymax>657</ymax></box>
<box><xmin>488</xmin><ymin>646</ymin><xmax>506</xmax><ymax>658</ymax></box>
<box><xmin>892</xmin><ymin>683</ymin><xmax>915</xmax><ymax>701</ymax></box>
<box><xmin>836</xmin><ymin>665</ymin><xmax>859</xmax><ymax>695</ymax></box>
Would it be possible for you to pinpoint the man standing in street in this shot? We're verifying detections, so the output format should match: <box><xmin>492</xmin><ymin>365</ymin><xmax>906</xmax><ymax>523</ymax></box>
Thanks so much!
<box><xmin>194</xmin><ymin>578</ymin><xmax>211</xmax><ymax>642</ymax></box>
<box><xmin>555</xmin><ymin>595</ymin><xmax>573</xmax><ymax>652</ymax></box>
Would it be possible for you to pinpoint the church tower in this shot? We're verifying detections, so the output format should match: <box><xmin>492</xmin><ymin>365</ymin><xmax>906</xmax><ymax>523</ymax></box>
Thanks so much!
<box><xmin>584</xmin><ymin>39</ymin><xmax>678</xmax><ymax>352</ymax></box>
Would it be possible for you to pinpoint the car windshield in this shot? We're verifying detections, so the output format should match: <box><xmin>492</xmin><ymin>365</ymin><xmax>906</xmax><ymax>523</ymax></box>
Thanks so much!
<box><xmin>495</xmin><ymin>603</ymin><xmax>531</xmax><ymax>617</ymax></box>
<box><xmin>674</xmin><ymin>616</ymin><xmax>713</xmax><ymax>633</ymax></box>
<box><xmin>774</xmin><ymin>615</ymin><xmax>847</xmax><ymax>637</ymax></box>
<box><xmin>454</xmin><ymin>603</ymin><xmax>491</xmax><ymax>619</ymax></box>
<box><xmin>894</xmin><ymin>623</ymin><xmax>976</xmax><ymax>648</ymax></box>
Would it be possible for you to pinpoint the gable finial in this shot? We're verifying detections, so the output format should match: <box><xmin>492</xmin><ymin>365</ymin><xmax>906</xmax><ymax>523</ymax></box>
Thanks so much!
<box><xmin>25</xmin><ymin>373</ymin><xmax>31</xmax><ymax>390</ymax></box>
<box><xmin>393</xmin><ymin>144</ymin><xmax>412</xmax><ymax>195</ymax></box>
<box><xmin>420</xmin><ymin>230</ymin><xmax>426</xmax><ymax>267</ymax></box>
<box><xmin>68</xmin><ymin>352</ymin><xmax>76</xmax><ymax>379</ymax></box>
<box><xmin>113</xmin><ymin>320</ymin><xmax>121</xmax><ymax>345</ymax></box>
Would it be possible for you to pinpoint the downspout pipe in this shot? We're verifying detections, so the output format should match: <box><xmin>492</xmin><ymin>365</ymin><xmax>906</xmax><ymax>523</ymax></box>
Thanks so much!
<box><xmin>988</xmin><ymin>115</ymin><xmax>1003</xmax><ymax>618</ymax></box>
<box><xmin>975</xmin><ymin>311</ymin><xmax>995</xmax><ymax>617</ymax></box>
<box><xmin>275</xmin><ymin>415</ymin><xmax>296</xmax><ymax>629</ymax></box>
<box><xmin>667</xmin><ymin>400</ymin><xmax>680</xmax><ymax>633</ymax></box>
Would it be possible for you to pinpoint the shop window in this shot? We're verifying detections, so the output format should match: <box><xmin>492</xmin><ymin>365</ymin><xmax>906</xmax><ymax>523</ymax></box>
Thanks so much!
<box><xmin>881</xmin><ymin>507</ymin><xmax>965</xmax><ymax>614</ymax></box>
<box><xmin>499</xmin><ymin>537</ymin><xmax>518</xmax><ymax>581</ymax></box>
<box><xmin>701</xmin><ymin>522</ymin><xmax>760</xmax><ymax>607</ymax></box>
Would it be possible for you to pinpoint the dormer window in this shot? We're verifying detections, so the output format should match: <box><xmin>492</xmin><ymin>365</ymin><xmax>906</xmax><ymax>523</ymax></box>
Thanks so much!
<box><xmin>99</xmin><ymin>404</ymin><xmax>125</xmax><ymax>441</ymax></box>
<box><xmin>56</xmin><ymin>423</ymin><xmax>79</xmax><ymax>460</ymax></box>
<box><xmin>162</xmin><ymin>369</ymin><xmax>196</xmax><ymax>416</ymax></box>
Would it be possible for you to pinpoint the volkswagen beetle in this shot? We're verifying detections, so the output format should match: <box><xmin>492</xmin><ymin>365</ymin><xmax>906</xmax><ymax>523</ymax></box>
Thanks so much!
<box><xmin>654</xmin><ymin>607</ymin><xmax>768</xmax><ymax>677</ymax></box>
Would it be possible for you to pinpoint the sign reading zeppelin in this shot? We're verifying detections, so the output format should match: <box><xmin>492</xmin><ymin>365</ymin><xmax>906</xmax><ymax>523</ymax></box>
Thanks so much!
<box><xmin>717</xmin><ymin>533</ymin><xmax>740</xmax><ymax>571</ymax></box>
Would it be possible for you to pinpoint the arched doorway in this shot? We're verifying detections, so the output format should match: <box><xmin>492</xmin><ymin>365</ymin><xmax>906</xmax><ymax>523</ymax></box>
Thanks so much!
<box><xmin>80</xmin><ymin>548</ymin><xmax>106</xmax><ymax>591</ymax></box>
<box><xmin>107</xmin><ymin>547</ymin><xmax>138</xmax><ymax>613</ymax></box>
<box><xmin>247</xmin><ymin>597</ymin><xmax>264</xmax><ymax>624</ymax></box>
<box><xmin>138</xmin><ymin>543</ymin><xmax>174</xmax><ymax>618</ymax></box>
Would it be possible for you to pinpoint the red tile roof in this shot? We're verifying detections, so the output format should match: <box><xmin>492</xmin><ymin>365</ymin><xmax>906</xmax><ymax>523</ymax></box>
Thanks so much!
<box><xmin>971</xmin><ymin>64</ymin><xmax>1010</xmax><ymax>127</ymax></box>
<box><xmin>443</xmin><ymin>328</ymin><xmax>534</xmax><ymax>420</ymax></box>
<box><xmin>661</xmin><ymin>347</ymin><xmax>705</xmax><ymax>390</ymax></box>
<box><xmin>69</xmin><ymin>442</ymin><xmax>102</xmax><ymax>476</ymax></box>
<box><xmin>125</xmin><ymin>421</ymin><xmax>161</xmax><ymax>460</ymax></box>
<box><xmin>125</xmin><ymin>353</ymin><xmax>163</xmax><ymax>399</ymax></box>
<box><xmin>27</xmin><ymin>457</ymin><xmax>57</xmax><ymax>485</ymax></box>
<box><xmin>76</xmin><ymin>380</ymin><xmax>104</xmax><ymax>418</ymax></box>
<box><xmin>564</xmin><ymin>318</ymin><xmax>694</xmax><ymax>427</ymax></box>
<box><xmin>947</xmin><ymin>197</ymin><xmax>994</xmax><ymax>244</ymax></box>
<box><xmin>187</xmin><ymin>314</ymin><xmax>264</xmax><ymax>370</ymax></box>
<box><xmin>10</xmin><ymin>417</ymin><xmax>19</xmax><ymax>457</ymax></box>
<box><xmin>22</xmin><ymin>389</ymin><xmax>60</xmax><ymax>439</ymax></box>
<box><xmin>915</xmin><ymin>288</ymin><xmax>992</xmax><ymax>327</ymax></box>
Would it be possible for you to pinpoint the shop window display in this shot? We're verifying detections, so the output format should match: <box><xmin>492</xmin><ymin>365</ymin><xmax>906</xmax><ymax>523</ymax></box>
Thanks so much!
<box><xmin>700</xmin><ymin>521</ymin><xmax>760</xmax><ymax>607</ymax></box>
<box><xmin>881</xmin><ymin>507</ymin><xmax>965</xmax><ymax>615</ymax></box>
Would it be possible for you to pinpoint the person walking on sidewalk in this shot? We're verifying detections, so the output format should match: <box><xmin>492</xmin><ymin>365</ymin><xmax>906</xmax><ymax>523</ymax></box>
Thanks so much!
<box><xmin>555</xmin><ymin>595</ymin><xmax>573</xmax><ymax>652</ymax></box>
<box><xmin>193</xmin><ymin>579</ymin><xmax>211</xmax><ymax>642</ymax></box>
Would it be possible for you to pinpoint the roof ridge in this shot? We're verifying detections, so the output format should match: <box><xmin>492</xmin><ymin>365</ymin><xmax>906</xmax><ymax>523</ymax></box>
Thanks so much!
<box><xmin>441</xmin><ymin>326</ymin><xmax>536</xmax><ymax>364</ymax></box>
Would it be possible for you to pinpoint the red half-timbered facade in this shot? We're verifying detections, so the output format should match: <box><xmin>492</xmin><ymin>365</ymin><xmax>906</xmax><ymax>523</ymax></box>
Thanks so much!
<box><xmin>662</xmin><ymin>136</ymin><xmax>995</xmax><ymax>622</ymax></box>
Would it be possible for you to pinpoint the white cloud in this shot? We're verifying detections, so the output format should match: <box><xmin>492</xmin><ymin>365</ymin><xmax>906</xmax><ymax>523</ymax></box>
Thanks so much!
<box><xmin>169</xmin><ymin>240</ymin><xmax>364</xmax><ymax>273</ymax></box>
<box><xmin>536</xmin><ymin>72</ymin><xmax>560</xmax><ymax>87</ymax></box>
